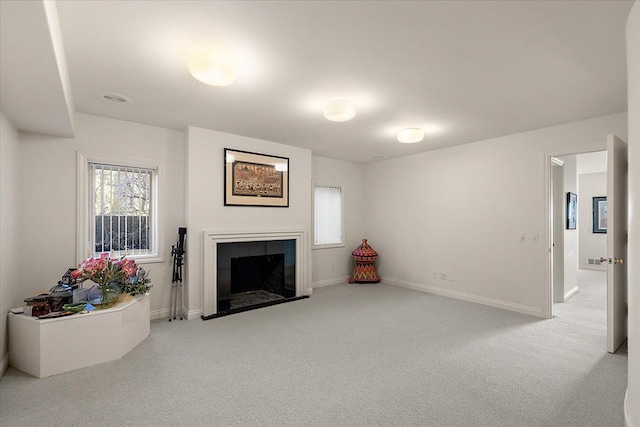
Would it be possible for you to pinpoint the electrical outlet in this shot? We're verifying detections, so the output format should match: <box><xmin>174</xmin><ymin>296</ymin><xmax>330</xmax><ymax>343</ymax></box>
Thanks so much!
<box><xmin>440</xmin><ymin>272</ymin><xmax>447</xmax><ymax>280</ymax></box>
<box><xmin>432</xmin><ymin>271</ymin><xmax>438</xmax><ymax>279</ymax></box>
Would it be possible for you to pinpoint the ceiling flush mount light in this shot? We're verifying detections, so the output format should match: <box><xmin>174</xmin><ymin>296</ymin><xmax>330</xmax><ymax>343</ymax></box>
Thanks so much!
<box><xmin>397</xmin><ymin>128</ymin><xmax>424</xmax><ymax>143</ymax></box>
<box><xmin>188</xmin><ymin>51</ymin><xmax>237</xmax><ymax>86</ymax></box>
<box><xmin>323</xmin><ymin>100</ymin><xmax>357</xmax><ymax>122</ymax></box>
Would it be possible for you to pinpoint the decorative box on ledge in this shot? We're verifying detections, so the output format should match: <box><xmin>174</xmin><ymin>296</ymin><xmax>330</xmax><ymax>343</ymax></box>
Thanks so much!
<box><xmin>8</xmin><ymin>295</ymin><xmax>150</xmax><ymax>378</ymax></box>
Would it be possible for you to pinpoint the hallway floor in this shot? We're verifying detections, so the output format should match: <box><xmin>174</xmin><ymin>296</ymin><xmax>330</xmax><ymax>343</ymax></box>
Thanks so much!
<box><xmin>553</xmin><ymin>268</ymin><xmax>627</xmax><ymax>353</ymax></box>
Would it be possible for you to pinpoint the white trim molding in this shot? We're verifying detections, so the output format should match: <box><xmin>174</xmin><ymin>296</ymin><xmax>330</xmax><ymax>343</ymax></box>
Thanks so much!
<box><xmin>625</xmin><ymin>388</ymin><xmax>634</xmax><ymax>427</ymax></box>
<box><xmin>384</xmin><ymin>276</ymin><xmax>543</xmax><ymax>318</ymax></box>
<box><xmin>563</xmin><ymin>286</ymin><xmax>579</xmax><ymax>302</ymax></box>
<box><xmin>151</xmin><ymin>308</ymin><xmax>171</xmax><ymax>321</ymax></box>
<box><xmin>312</xmin><ymin>276</ymin><xmax>349</xmax><ymax>289</ymax></box>
<box><xmin>150</xmin><ymin>308</ymin><xmax>171</xmax><ymax>320</ymax></box>
<box><xmin>187</xmin><ymin>308</ymin><xmax>203</xmax><ymax>320</ymax></box>
<box><xmin>154</xmin><ymin>307</ymin><xmax>200</xmax><ymax>320</ymax></box>
<box><xmin>202</xmin><ymin>230</ymin><xmax>310</xmax><ymax>318</ymax></box>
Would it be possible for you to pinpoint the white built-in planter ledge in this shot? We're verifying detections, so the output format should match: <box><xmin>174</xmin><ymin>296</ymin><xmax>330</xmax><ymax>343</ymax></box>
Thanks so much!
<box><xmin>8</xmin><ymin>297</ymin><xmax>150</xmax><ymax>378</ymax></box>
<box><xmin>203</xmin><ymin>230</ymin><xmax>310</xmax><ymax>318</ymax></box>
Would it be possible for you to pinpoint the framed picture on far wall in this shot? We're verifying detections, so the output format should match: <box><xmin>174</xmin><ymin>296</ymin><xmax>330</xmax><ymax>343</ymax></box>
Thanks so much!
<box><xmin>566</xmin><ymin>192</ymin><xmax>577</xmax><ymax>230</ymax></box>
<box><xmin>592</xmin><ymin>196</ymin><xmax>607</xmax><ymax>233</ymax></box>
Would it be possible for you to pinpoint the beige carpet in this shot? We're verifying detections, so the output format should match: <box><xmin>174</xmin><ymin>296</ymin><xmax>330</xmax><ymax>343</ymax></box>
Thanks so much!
<box><xmin>0</xmin><ymin>271</ymin><xmax>627</xmax><ymax>426</ymax></box>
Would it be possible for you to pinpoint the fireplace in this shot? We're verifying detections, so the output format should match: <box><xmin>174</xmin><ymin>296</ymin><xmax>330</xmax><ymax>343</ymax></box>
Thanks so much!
<box><xmin>216</xmin><ymin>240</ymin><xmax>296</xmax><ymax>313</ymax></box>
<box><xmin>202</xmin><ymin>230</ymin><xmax>309</xmax><ymax>318</ymax></box>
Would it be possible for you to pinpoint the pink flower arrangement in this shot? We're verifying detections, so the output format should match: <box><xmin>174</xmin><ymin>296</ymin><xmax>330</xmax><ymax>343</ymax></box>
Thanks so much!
<box><xmin>72</xmin><ymin>253</ymin><xmax>139</xmax><ymax>288</ymax></box>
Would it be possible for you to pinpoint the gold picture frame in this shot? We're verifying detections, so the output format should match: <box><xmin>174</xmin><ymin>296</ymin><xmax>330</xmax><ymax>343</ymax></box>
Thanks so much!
<box><xmin>224</xmin><ymin>148</ymin><xmax>289</xmax><ymax>207</ymax></box>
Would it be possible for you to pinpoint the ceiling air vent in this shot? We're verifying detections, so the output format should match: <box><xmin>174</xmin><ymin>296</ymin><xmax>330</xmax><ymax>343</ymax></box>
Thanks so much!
<box><xmin>100</xmin><ymin>92</ymin><xmax>131</xmax><ymax>105</ymax></box>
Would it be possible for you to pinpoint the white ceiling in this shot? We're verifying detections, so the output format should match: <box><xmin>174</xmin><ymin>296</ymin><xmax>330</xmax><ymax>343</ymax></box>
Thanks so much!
<box><xmin>1</xmin><ymin>1</ymin><xmax>633</xmax><ymax>163</ymax></box>
<box><xmin>0</xmin><ymin>0</ymin><xmax>75</xmax><ymax>137</ymax></box>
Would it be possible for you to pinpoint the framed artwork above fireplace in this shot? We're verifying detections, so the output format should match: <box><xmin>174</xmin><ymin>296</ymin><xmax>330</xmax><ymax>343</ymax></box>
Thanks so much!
<box><xmin>224</xmin><ymin>148</ymin><xmax>289</xmax><ymax>207</ymax></box>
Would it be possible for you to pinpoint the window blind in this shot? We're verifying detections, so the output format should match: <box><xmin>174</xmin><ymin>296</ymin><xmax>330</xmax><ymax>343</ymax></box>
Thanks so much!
<box><xmin>314</xmin><ymin>184</ymin><xmax>342</xmax><ymax>245</ymax></box>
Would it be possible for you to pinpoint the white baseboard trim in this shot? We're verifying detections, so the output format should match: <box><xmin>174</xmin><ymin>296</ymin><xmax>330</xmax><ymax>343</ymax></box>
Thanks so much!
<box><xmin>383</xmin><ymin>276</ymin><xmax>543</xmax><ymax>318</ymax></box>
<box><xmin>150</xmin><ymin>308</ymin><xmax>171</xmax><ymax>321</ymax></box>
<box><xmin>312</xmin><ymin>276</ymin><xmax>349</xmax><ymax>289</ymax></box>
<box><xmin>151</xmin><ymin>307</ymin><xmax>193</xmax><ymax>321</ymax></box>
<box><xmin>625</xmin><ymin>389</ymin><xmax>634</xmax><ymax>427</ymax></box>
<box><xmin>187</xmin><ymin>308</ymin><xmax>203</xmax><ymax>320</ymax></box>
<box><xmin>564</xmin><ymin>286</ymin><xmax>579</xmax><ymax>302</ymax></box>
<box><xmin>1</xmin><ymin>353</ymin><xmax>8</xmax><ymax>377</ymax></box>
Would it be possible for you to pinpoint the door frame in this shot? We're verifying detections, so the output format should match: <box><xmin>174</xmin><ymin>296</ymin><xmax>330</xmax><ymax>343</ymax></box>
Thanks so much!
<box><xmin>551</xmin><ymin>156</ymin><xmax>565</xmax><ymax>304</ymax></box>
<box><xmin>541</xmin><ymin>140</ymin><xmax>606</xmax><ymax>319</ymax></box>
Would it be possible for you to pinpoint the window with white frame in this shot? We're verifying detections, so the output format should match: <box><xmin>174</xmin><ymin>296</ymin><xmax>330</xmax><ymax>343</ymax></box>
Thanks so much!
<box><xmin>78</xmin><ymin>153</ymin><xmax>163</xmax><ymax>262</ymax></box>
<box><xmin>313</xmin><ymin>183</ymin><xmax>344</xmax><ymax>248</ymax></box>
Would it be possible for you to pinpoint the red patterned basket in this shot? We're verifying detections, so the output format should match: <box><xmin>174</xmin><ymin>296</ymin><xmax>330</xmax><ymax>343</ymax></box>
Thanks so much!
<box><xmin>349</xmin><ymin>239</ymin><xmax>380</xmax><ymax>283</ymax></box>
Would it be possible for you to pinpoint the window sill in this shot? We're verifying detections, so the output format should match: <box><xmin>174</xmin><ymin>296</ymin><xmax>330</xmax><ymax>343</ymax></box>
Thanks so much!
<box><xmin>134</xmin><ymin>256</ymin><xmax>166</xmax><ymax>265</ymax></box>
<box><xmin>312</xmin><ymin>243</ymin><xmax>346</xmax><ymax>250</ymax></box>
<box><xmin>93</xmin><ymin>254</ymin><xmax>165</xmax><ymax>264</ymax></box>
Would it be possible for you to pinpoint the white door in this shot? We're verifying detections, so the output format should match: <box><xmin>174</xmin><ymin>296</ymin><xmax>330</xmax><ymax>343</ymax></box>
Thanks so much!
<box><xmin>606</xmin><ymin>134</ymin><xmax>628</xmax><ymax>353</ymax></box>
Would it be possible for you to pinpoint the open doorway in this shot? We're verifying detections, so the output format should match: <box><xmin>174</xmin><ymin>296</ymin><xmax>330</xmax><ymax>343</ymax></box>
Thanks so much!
<box><xmin>550</xmin><ymin>151</ymin><xmax>608</xmax><ymax>338</ymax></box>
<box><xmin>541</xmin><ymin>134</ymin><xmax>629</xmax><ymax>353</ymax></box>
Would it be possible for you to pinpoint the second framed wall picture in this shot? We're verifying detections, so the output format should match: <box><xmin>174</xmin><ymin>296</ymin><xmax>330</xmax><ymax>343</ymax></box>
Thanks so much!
<box><xmin>592</xmin><ymin>196</ymin><xmax>607</xmax><ymax>233</ymax></box>
<box><xmin>566</xmin><ymin>192</ymin><xmax>577</xmax><ymax>230</ymax></box>
<box><xmin>224</xmin><ymin>148</ymin><xmax>289</xmax><ymax>207</ymax></box>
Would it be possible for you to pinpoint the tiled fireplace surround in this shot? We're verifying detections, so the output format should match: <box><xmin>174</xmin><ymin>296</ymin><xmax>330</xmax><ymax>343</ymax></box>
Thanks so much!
<box><xmin>202</xmin><ymin>230</ymin><xmax>309</xmax><ymax>317</ymax></box>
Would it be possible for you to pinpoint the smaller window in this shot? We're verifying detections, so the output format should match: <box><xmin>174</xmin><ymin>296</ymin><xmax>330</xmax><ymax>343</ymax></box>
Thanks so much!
<box><xmin>313</xmin><ymin>183</ymin><xmax>344</xmax><ymax>248</ymax></box>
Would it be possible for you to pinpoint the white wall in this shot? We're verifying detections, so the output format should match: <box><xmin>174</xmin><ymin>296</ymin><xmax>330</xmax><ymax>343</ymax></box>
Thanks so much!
<box><xmin>0</xmin><ymin>111</ymin><xmax>21</xmax><ymax>374</ymax></box>
<box><xmin>625</xmin><ymin>2</ymin><xmax>639</xmax><ymax>425</ymax></box>
<box><xmin>560</xmin><ymin>155</ymin><xmax>578</xmax><ymax>298</ymax></box>
<box><xmin>185</xmin><ymin>126</ymin><xmax>312</xmax><ymax>318</ymax></box>
<box><xmin>577</xmin><ymin>151</ymin><xmax>607</xmax><ymax>175</ymax></box>
<box><xmin>311</xmin><ymin>156</ymin><xmax>366</xmax><ymax>288</ymax></box>
<box><xmin>17</xmin><ymin>113</ymin><xmax>184</xmax><ymax>319</ymax></box>
<box><xmin>578</xmin><ymin>172</ymin><xmax>607</xmax><ymax>270</ymax></box>
<box><xmin>363</xmin><ymin>112</ymin><xmax>627</xmax><ymax>317</ymax></box>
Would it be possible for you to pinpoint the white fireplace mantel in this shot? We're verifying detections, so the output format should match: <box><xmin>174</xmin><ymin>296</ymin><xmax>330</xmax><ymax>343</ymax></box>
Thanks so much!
<box><xmin>202</xmin><ymin>230</ymin><xmax>310</xmax><ymax>317</ymax></box>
